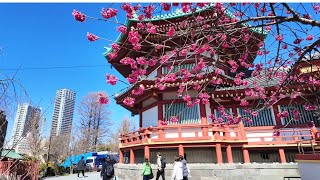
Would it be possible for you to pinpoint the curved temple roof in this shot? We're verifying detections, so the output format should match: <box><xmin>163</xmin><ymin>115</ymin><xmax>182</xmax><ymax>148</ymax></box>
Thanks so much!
<box><xmin>104</xmin><ymin>3</ymin><xmax>269</xmax><ymax>57</ymax></box>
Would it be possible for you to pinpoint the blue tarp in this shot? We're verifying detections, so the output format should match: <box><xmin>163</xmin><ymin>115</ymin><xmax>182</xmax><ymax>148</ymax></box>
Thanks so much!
<box><xmin>60</xmin><ymin>152</ymin><xmax>95</xmax><ymax>168</ymax></box>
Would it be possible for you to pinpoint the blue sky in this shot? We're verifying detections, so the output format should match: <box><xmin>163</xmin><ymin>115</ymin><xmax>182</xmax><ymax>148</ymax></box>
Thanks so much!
<box><xmin>0</xmin><ymin>3</ymin><xmax>139</xmax><ymax>141</ymax></box>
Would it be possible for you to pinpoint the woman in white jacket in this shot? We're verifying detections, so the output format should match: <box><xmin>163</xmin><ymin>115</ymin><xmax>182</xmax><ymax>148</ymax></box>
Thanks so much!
<box><xmin>171</xmin><ymin>156</ymin><xmax>183</xmax><ymax>180</ymax></box>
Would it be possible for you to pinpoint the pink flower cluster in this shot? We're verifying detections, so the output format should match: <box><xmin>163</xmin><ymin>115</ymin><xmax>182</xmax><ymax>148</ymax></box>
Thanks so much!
<box><xmin>116</xmin><ymin>25</ymin><xmax>127</xmax><ymax>34</ymax></box>
<box><xmin>143</xmin><ymin>5</ymin><xmax>154</xmax><ymax>19</ymax></box>
<box><xmin>123</xmin><ymin>97</ymin><xmax>135</xmax><ymax>107</ymax></box>
<box><xmin>128</xmin><ymin>30</ymin><xmax>141</xmax><ymax>50</ymax></box>
<box><xmin>199</xmin><ymin>92</ymin><xmax>210</xmax><ymax>104</ymax></box>
<box><xmin>72</xmin><ymin>10</ymin><xmax>86</xmax><ymax>22</ymax></box>
<box><xmin>277</xmin><ymin>111</ymin><xmax>289</xmax><ymax>118</ymax></box>
<box><xmin>170</xmin><ymin>116</ymin><xmax>179</xmax><ymax>123</ymax></box>
<box><xmin>120</xmin><ymin>57</ymin><xmax>137</xmax><ymax>69</ymax></box>
<box><xmin>146</xmin><ymin>23</ymin><xmax>157</xmax><ymax>34</ymax></box>
<box><xmin>101</xmin><ymin>8</ymin><xmax>118</xmax><ymax>19</ymax></box>
<box><xmin>98</xmin><ymin>94</ymin><xmax>109</xmax><ymax>104</ymax></box>
<box><xmin>86</xmin><ymin>32</ymin><xmax>99</xmax><ymax>42</ymax></box>
<box><xmin>167</xmin><ymin>27</ymin><xmax>175</xmax><ymax>37</ymax></box>
<box><xmin>132</xmin><ymin>85</ymin><xmax>145</xmax><ymax>95</ymax></box>
<box><xmin>304</xmin><ymin>104</ymin><xmax>317</xmax><ymax>111</ymax></box>
<box><xmin>105</xmin><ymin>74</ymin><xmax>118</xmax><ymax>85</ymax></box>
<box><xmin>161</xmin><ymin>3</ymin><xmax>171</xmax><ymax>11</ymax></box>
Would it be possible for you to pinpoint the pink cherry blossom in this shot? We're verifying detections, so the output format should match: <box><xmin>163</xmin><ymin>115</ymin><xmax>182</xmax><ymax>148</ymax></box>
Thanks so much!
<box><xmin>240</xmin><ymin>99</ymin><xmax>249</xmax><ymax>107</ymax></box>
<box><xmin>161</xmin><ymin>3</ymin><xmax>171</xmax><ymax>11</ymax></box>
<box><xmin>143</xmin><ymin>5</ymin><xmax>154</xmax><ymax>18</ymax></box>
<box><xmin>148</xmin><ymin>58</ymin><xmax>157</xmax><ymax>66</ymax></box>
<box><xmin>132</xmin><ymin>85</ymin><xmax>145</xmax><ymax>95</ymax></box>
<box><xmin>160</xmin><ymin>120</ymin><xmax>168</xmax><ymax>125</ymax></box>
<box><xmin>183</xmin><ymin>94</ymin><xmax>191</xmax><ymax>102</ymax></box>
<box><xmin>136</xmin><ymin>57</ymin><xmax>147</xmax><ymax>65</ymax></box>
<box><xmin>108</xmin><ymin>52</ymin><xmax>118</xmax><ymax>59</ymax></box>
<box><xmin>304</xmin><ymin>104</ymin><xmax>317</xmax><ymax>111</ymax></box>
<box><xmin>170</xmin><ymin>116</ymin><xmax>179</xmax><ymax>122</ymax></box>
<box><xmin>273</xmin><ymin>130</ymin><xmax>280</xmax><ymax>137</ymax></box>
<box><xmin>117</xmin><ymin>25</ymin><xmax>127</xmax><ymax>34</ymax></box>
<box><xmin>146</xmin><ymin>23</ymin><xmax>157</xmax><ymax>34</ymax></box>
<box><xmin>277</xmin><ymin>111</ymin><xmax>289</xmax><ymax>118</ymax></box>
<box><xmin>123</xmin><ymin>97</ymin><xmax>135</xmax><ymax>107</ymax></box>
<box><xmin>167</xmin><ymin>27</ymin><xmax>175</xmax><ymax>37</ymax></box>
<box><xmin>106</xmin><ymin>74</ymin><xmax>118</xmax><ymax>85</ymax></box>
<box><xmin>72</xmin><ymin>10</ymin><xmax>86</xmax><ymax>22</ymax></box>
<box><xmin>101</xmin><ymin>8</ymin><xmax>118</xmax><ymax>19</ymax></box>
<box><xmin>111</xmin><ymin>43</ymin><xmax>120</xmax><ymax>52</ymax></box>
<box><xmin>292</xmin><ymin>109</ymin><xmax>300</xmax><ymax>121</ymax></box>
<box><xmin>276</xmin><ymin>34</ymin><xmax>284</xmax><ymax>41</ymax></box>
<box><xmin>209</xmin><ymin>114</ymin><xmax>216</xmax><ymax>121</ymax></box>
<box><xmin>86</xmin><ymin>32</ymin><xmax>99</xmax><ymax>42</ymax></box>
<box><xmin>98</xmin><ymin>96</ymin><xmax>109</xmax><ymax>104</ymax></box>
<box><xmin>306</xmin><ymin>35</ymin><xmax>314</xmax><ymax>40</ymax></box>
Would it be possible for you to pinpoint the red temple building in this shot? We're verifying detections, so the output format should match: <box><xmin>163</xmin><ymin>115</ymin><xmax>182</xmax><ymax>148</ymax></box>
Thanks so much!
<box><xmin>105</xmin><ymin>4</ymin><xmax>320</xmax><ymax>165</ymax></box>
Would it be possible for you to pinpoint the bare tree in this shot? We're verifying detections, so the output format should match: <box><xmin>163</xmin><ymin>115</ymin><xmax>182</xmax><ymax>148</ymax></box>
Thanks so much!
<box><xmin>77</xmin><ymin>92</ymin><xmax>111</xmax><ymax>152</ymax></box>
<box><xmin>108</xmin><ymin>116</ymin><xmax>134</xmax><ymax>152</ymax></box>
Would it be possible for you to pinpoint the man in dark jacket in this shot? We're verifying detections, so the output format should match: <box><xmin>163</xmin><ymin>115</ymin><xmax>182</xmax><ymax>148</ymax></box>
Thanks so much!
<box><xmin>156</xmin><ymin>152</ymin><xmax>166</xmax><ymax>180</ymax></box>
<box><xmin>101</xmin><ymin>156</ymin><xmax>115</xmax><ymax>180</ymax></box>
<box><xmin>77</xmin><ymin>156</ymin><xmax>86</xmax><ymax>178</ymax></box>
<box><xmin>179</xmin><ymin>155</ymin><xmax>189</xmax><ymax>180</ymax></box>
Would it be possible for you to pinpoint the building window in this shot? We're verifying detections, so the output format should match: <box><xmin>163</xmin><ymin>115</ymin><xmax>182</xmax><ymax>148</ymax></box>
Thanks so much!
<box><xmin>163</xmin><ymin>103</ymin><xmax>200</xmax><ymax>124</ymax></box>
<box><xmin>238</xmin><ymin>107</ymin><xmax>275</xmax><ymax>127</ymax></box>
<box><xmin>279</xmin><ymin>104</ymin><xmax>318</xmax><ymax>125</ymax></box>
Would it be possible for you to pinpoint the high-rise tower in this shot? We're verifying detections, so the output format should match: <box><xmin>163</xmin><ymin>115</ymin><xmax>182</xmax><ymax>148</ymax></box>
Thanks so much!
<box><xmin>8</xmin><ymin>103</ymin><xmax>41</xmax><ymax>149</ymax></box>
<box><xmin>50</xmin><ymin>89</ymin><xmax>76</xmax><ymax>142</ymax></box>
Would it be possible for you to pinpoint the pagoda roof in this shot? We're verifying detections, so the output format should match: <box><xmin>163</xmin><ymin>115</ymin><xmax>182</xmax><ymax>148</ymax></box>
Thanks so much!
<box><xmin>215</xmin><ymin>68</ymin><xmax>288</xmax><ymax>92</ymax></box>
<box><xmin>104</xmin><ymin>3</ymin><xmax>269</xmax><ymax>61</ymax></box>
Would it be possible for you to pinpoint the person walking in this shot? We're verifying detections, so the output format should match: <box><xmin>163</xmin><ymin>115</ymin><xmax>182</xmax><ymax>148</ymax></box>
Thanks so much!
<box><xmin>77</xmin><ymin>156</ymin><xmax>86</xmax><ymax>178</ymax></box>
<box><xmin>171</xmin><ymin>156</ymin><xmax>183</xmax><ymax>180</ymax></box>
<box><xmin>142</xmin><ymin>157</ymin><xmax>152</xmax><ymax>180</ymax></box>
<box><xmin>156</xmin><ymin>152</ymin><xmax>166</xmax><ymax>180</ymax></box>
<box><xmin>101</xmin><ymin>156</ymin><xmax>115</xmax><ymax>180</ymax></box>
<box><xmin>179</xmin><ymin>155</ymin><xmax>190</xmax><ymax>180</ymax></box>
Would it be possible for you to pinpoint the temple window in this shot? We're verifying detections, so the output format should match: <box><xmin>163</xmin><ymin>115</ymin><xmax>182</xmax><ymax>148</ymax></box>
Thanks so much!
<box><xmin>238</xmin><ymin>107</ymin><xmax>276</xmax><ymax>127</ymax></box>
<box><xmin>279</xmin><ymin>104</ymin><xmax>318</xmax><ymax>125</ymax></box>
<box><xmin>163</xmin><ymin>103</ymin><xmax>200</xmax><ymax>124</ymax></box>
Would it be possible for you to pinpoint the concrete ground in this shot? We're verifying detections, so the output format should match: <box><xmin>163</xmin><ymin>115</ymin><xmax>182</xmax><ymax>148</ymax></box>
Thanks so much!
<box><xmin>44</xmin><ymin>172</ymin><xmax>120</xmax><ymax>180</ymax></box>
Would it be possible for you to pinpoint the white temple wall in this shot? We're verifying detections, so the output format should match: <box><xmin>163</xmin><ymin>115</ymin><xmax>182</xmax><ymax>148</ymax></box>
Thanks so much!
<box><xmin>142</xmin><ymin>106</ymin><xmax>158</xmax><ymax>128</ymax></box>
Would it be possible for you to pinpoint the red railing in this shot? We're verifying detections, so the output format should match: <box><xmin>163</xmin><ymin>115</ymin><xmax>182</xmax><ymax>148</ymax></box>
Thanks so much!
<box><xmin>120</xmin><ymin>122</ymin><xmax>319</xmax><ymax>148</ymax></box>
<box><xmin>0</xmin><ymin>161</ymin><xmax>39</xmax><ymax>180</ymax></box>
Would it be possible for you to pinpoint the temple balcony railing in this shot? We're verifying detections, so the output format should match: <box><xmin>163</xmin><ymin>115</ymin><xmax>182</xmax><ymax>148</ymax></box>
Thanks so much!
<box><xmin>119</xmin><ymin>119</ymin><xmax>319</xmax><ymax>148</ymax></box>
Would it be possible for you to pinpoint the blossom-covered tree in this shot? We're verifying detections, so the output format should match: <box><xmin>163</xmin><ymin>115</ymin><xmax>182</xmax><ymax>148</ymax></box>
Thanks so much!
<box><xmin>72</xmin><ymin>3</ymin><xmax>320</xmax><ymax>131</ymax></box>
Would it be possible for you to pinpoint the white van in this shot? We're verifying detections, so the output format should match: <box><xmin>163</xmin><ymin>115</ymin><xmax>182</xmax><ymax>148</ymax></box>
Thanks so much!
<box><xmin>85</xmin><ymin>157</ymin><xmax>96</xmax><ymax>170</ymax></box>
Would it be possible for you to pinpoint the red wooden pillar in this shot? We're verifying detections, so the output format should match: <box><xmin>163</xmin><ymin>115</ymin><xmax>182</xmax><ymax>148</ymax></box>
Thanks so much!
<box><xmin>311</xmin><ymin>126</ymin><xmax>319</xmax><ymax>139</ymax></box>
<box><xmin>119</xmin><ymin>150</ymin><xmax>124</xmax><ymax>164</ymax></box>
<box><xmin>216</xmin><ymin>143</ymin><xmax>223</xmax><ymax>164</ymax></box>
<box><xmin>243</xmin><ymin>148</ymin><xmax>250</xmax><ymax>163</ymax></box>
<box><xmin>130</xmin><ymin>148</ymin><xmax>135</xmax><ymax>164</ymax></box>
<box><xmin>200</xmin><ymin>104</ymin><xmax>207</xmax><ymax>120</ymax></box>
<box><xmin>145</xmin><ymin>146</ymin><xmax>150</xmax><ymax>160</ymax></box>
<box><xmin>226</xmin><ymin>145</ymin><xmax>233</xmax><ymax>163</ymax></box>
<box><xmin>238</xmin><ymin>121</ymin><xmax>246</xmax><ymax>140</ymax></box>
<box><xmin>179</xmin><ymin>144</ymin><xmax>184</xmax><ymax>156</ymax></box>
<box><xmin>279</xmin><ymin>148</ymin><xmax>286</xmax><ymax>163</ymax></box>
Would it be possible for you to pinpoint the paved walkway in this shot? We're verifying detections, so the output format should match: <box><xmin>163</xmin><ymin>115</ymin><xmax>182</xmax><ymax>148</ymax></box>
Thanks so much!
<box><xmin>44</xmin><ymin>172</ymin><xmax>120</xmax><ymax>180</ymax></box>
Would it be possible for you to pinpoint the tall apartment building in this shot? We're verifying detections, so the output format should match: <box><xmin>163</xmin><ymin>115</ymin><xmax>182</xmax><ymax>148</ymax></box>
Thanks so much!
<box><xmin>50</xmin><ymin>89</ymin><xmax>76</xmax><ymax>142</ymax></box>
<box><xmin>8</xmin><ymin>103</ymin><xmax>41</xmax><ymax>149</ymax></box>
